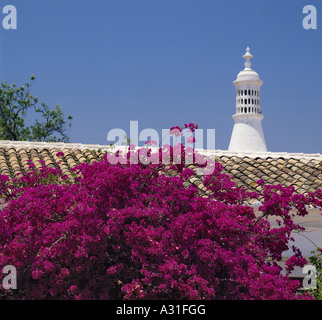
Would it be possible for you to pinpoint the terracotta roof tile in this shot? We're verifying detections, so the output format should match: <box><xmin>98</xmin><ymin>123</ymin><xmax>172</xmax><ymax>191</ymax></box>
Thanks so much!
<box><xmin>0</xmin><ymin>142</ymin><xmax>320</xmax><ymax>201</ymax></box>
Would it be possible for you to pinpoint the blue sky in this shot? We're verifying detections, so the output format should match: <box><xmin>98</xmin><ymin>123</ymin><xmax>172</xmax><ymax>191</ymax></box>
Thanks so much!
<box><xmin>0</xmin><ymin>0</ymin><xmax>321</xmax><ymax>153</ymax></box>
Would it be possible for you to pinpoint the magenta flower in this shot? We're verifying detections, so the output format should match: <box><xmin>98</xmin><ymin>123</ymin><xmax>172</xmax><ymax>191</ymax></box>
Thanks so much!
<box><xmin>144</xmin><ymin>140</ymin><xmax>157</xmax><ymax>146</ymax></box>
<box><xmin>186</xmin><ymin>135</ymin><xmax>196</xmax><ymax>144</ymax></box>
<box><xmin>56</xmin><ymin>151</ymin><xmax>64</xmax><ymax>157</ymax></box>
<box><xmin>0</xmin><ymin>123</ymin><xmax>319</xmax><ymax>300</ymax></box>
<box><xmin>170</xmin><ymin>126</ymin><xmax>183</xmax><ymax>137</ymax></box>
<box><xmin>184</xmin><ymin>122</ymin><xmax>199</xmax><ymax>132</ymax></box>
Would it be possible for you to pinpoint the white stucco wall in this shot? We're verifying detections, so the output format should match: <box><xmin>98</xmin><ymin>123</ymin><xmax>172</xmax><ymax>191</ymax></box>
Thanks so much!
<box><xmin>228</xmin><ymin>113</ymin><xmax>267</xmax><ymax>152</ymax></box>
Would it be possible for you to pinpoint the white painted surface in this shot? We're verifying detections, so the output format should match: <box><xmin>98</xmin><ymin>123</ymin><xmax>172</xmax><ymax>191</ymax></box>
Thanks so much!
<box><xmin>228</xmin><ymin>113</ymin><xmax>267</xmax><ymax>152</ymax></box>
<box><xmin>229</xmin><ymin>47</ymin><xmax>267</xmax><ymax>152</ymax></box>
<box><xmin>255</xmin><ymin>209</ymin><xmax>322</xmax><ymax>258</ymax></box>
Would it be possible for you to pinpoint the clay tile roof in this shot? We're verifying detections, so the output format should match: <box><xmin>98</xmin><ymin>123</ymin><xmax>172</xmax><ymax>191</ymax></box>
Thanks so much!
<box><xmin>0</xmin><ymin>141</ymin><xmax>321</xmax><ymax>202</ymax></box>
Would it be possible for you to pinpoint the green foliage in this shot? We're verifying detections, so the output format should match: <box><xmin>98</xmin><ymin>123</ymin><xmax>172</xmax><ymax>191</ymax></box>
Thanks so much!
<box><xmin>0</xmin><ymin>75</ymin><xmax>73</xmax><ymax>142</ymax></box>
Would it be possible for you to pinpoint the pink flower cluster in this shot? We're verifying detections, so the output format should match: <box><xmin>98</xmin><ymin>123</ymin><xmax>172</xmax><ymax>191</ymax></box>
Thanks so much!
<box><xmin>169</xmin><ymin>126</ymin><xmax>183</xmax><ymax>137</ymax></box>
<box><xmin>0</xmin><ymin>124</ymin><xmax>321</xmax><ymax>300</ymax></box>
<box><xmin>184</xmin><ymin>122</ymin><xmax>199</xmax><ymax>132</ymax></box>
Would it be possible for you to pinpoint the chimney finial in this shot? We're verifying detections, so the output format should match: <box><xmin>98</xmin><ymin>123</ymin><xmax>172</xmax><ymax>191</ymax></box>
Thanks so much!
<box><xmin>243</xmin><ymin>47</ymin><xmax>253</xmax><ymax>69</ymax></box>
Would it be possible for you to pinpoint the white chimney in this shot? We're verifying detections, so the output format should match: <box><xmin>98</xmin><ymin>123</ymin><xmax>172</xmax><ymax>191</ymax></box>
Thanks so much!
<box><xmin>228</xmin><ymin>47</ymin><xmax>267</xmax><ymax>152</ymax></box>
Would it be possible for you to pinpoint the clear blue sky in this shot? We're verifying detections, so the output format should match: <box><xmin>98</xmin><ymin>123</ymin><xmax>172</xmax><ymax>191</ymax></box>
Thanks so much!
<box><xmin>1</xmin><ymin>0</ymin><xmax>321</xmax><ymax>153</ymax></box>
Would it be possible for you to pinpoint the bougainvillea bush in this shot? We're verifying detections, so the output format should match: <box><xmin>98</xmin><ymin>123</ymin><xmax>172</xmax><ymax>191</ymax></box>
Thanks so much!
<box><xmin>0</xmin><ymin>124</ymin><xmax>322</xmax><ymax>300</ymax></box>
